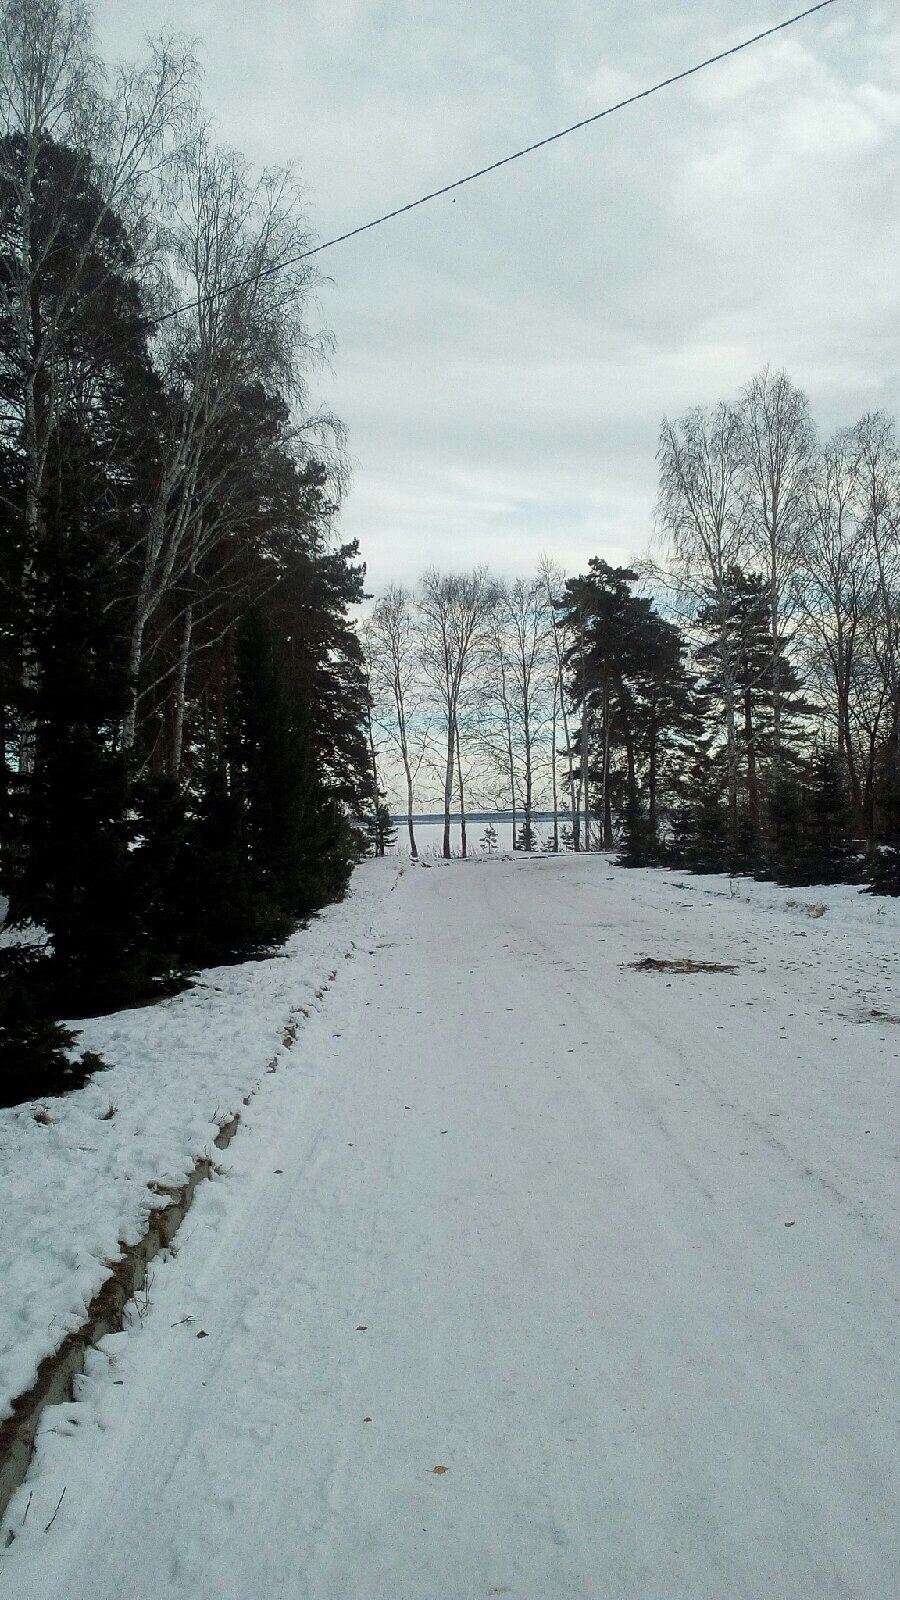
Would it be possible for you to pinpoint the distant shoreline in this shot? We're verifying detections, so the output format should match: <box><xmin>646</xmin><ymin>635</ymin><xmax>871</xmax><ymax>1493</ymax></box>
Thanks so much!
<box><xmin>390</xmin><ymin>812</ymin><xmax>558</xmax><ymax>825</ymax></box>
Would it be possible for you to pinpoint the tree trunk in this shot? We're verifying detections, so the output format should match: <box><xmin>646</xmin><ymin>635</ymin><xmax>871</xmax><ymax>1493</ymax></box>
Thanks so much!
<box><xmin>863</xmin><ymin>733</ymin><xmax>878</xmax><ymax>853</ymax></box>
<box><xmin>595</xmin><ymin>675</ymin><xmax>608</xmax><ymax>851</ymax></box>
<box><xmin>455</xmin><ymin>720</ymin><xmax>467</xmax><ymax>858</ymax></box>
<box><xmin>522</xmin><ymin>694</ymin><xmax>533</xmax><ymax>849</ymax></box>
<box><xmin>442</xmin><ymin>713</ymin><xmax>455</xmax><ymax>859</ymax></box>
<box><xmin>389</xmin><ymin>673</ymin><xmax>418</xmax><ymax>860</ymax></box>
<box><xmin>550</xmin><ymin>685</ymin><xmax>559</xmax><ymax>850</ymax></box>
<box><xmin>18</xmin><ymin>308</ymin><xmax>45</xmax><ymax>775</ymax></box>
<box><xmin>549</xmin><ymin>616</ymin><xmax>577</xmax><ymax>849</ymax></box>
<box><xmin>620</xmin><ymin>684</ymin><xmax>636</xmax><ymax>843</ymax></box>
<box><xmin>367</xmin><ymin>709</ymin><xmax>383</xmax><ymax>856</ymax></box>
<box><xmin>405</xmin><ymin>771</ymin><xmax>418</xmax><ymax>859</ymax></box>
<box><xmin>579</xmin><ymin>623</ymin><xmax>590</xmax><ymax>851</ymax></box>
<box><xmin>744</xmin><ymin>684</ymin><xmax>759</xmax><ymax>840</ymax></box>
<box><xmin>505</xmin><ymin>706</ymin><xmax>517</xmax><ymax>849</ymax></box>
<box><xmin>496</xmin><ymin>652</ymin><xmax>516</xmax><ymax>849</ymax></box>
<box><xmin>580</xmin><ymin>711</ymin><xmax>591</xmax><ymax>852</ymax></box>
<box><xmin>648</xmin><ymin>719</ymin><xmax>658</xmax><ymax>837</ymax></box>
<box><xmin>720</xmin><ymin>609</ymin><xmax>739</xmax><ymax>844</ymax></box>
<box><xmin>835</xmin><ymin>645</ymin><xmax>863</xmax><ymax>832</ymax></box>
<box><xmin>770</xmin><ymin>570</ymin><xmax>782</xmax><ymax>767</ymax></box>
<box><xmin>168</xmin><ymin>603</ymin><xmax>194</xmax><ymax>780</ymax></box>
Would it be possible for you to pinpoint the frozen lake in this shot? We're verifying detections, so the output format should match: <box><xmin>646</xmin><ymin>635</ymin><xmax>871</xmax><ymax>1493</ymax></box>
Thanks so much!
<box><xmin>390</xmin><ymin>813</ymin><xmax>562</xmax><ymax>857</ymax></box>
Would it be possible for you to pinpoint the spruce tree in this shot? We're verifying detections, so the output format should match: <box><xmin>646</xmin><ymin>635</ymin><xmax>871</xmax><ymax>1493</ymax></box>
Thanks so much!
<box><xmin>616</xmin><ymin>790</ymin><xmax>658</xmax><ymax>867</ymax></box>
<box><xmin>801</xmin><ymin>747</ymin><xmax>859</xmax><ymax>885</ymax></box>
<box><xmin>696</xmin><ymin>567</ymin><xmax>813</xmax><ymax>862</ymax></box>
<box><xmin>667</xmin><ymin>749</ymin><xmax>729</xmax><ymax>873</ymax></box>
<box><xmin>865</xmin><ymin>744</ymin><xmax>900</xmax><ymax>896</ymax></box>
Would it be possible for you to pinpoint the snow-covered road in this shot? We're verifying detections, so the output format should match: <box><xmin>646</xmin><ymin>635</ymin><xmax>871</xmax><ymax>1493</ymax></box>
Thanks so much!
<box><xmin>4</xmin><ymin>856</ymin><xmax>899</xmax><ymax>1598</ymax></box>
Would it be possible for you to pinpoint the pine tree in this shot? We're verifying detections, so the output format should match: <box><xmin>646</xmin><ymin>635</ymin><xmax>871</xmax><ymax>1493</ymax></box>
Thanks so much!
<box><xmin>696</xmin><ymin>567</ymin><xmax>813</xmax><ymax>858</ymax></box>
<box><xmin>759</xmin><ymin>748</ymin><xmax>858</xmax><ymax>887</ymax></box>
<box><xmin>0</xmin><ymin>135</ymin><xmax>166</xmax><ymax>1012</ymax></box>
<box><xmin>866</xmin><ymin>745</ymin><xmax>900</xmax><ymax>895</ymax></box>
<box><xmin>0</xmin><ymin>129</ymin><xmax>372</xmax><ymax>1100</ymax></box>
<box><xmin>363</xmin><ymin>796</ymin><xmax>396</xmax><ymax>857</ymax></box>
<box><xmin>761</xmin><ymin>769</ymin><xmax>806</xmax><ymax>885</ymax></box>
<box><xmin>667</xmin><ymin>748</ymin><xmax>730</xmax><ymax>873</ymax></box>
<box><xmin>801</xmin><ymin>747</ymin><xmax>859</xmax><ymax>885</ymax></box>
<box><xmin>616</xmin><ymin>790</ymin><xmax>657</xmax><ymax>867</ymax></box>
<box><xmin>0</xmin><ymin>949</ymin><xmax>107</xmax><ymax>1109</ymax></box>
<box><xmin>516</xmin><ymin>818</ymin><xmax>537</xmax><ymax>851</ymax></box>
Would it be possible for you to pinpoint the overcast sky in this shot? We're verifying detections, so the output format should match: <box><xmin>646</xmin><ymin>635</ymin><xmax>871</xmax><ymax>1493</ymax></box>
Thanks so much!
<box><xmin>97</xmin><ymin>1</ymin><xmax>899</xmax><ymax>591</ymax></box>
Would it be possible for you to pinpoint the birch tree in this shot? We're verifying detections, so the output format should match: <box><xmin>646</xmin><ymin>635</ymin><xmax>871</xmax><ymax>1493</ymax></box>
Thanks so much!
<box><xmin>489</xmin><ymin>609</ymin><xmax>519</xmax><ymax>842</ymax></box>
<box><xmin>738</xmin><ymin>367</ymin><xmax>816</xmax><ymax>764</ymax></box>
<box><xmin>123</xmin><ymin>128</ymin><xmax>334</xmax><ymax>759</ymax></box>
<box><xmin>853</xmin><ymin>413</ymin><xmax>900</xmax><ymax>753</ymax></box>
<box><xmin>418</xmin><ymin>568</ymin><xmax>497</xmax><ymax>859</ymax></box>
<box><xmin>490</xmin><ymin>575</ymin><xmax>551</xmax><ymax>849</ymax></box>
<box><xmin>365</xmin><ymin>584</ymin><xmax>426</xmax><ymax>859</ymax></box>
<box><xmin>656</xmin><ymin>402</ymin><xmax>747</xmax><ymax>837</ymax></box>
<box><xmin>0</xmin><ymin>0</ymin><xmax>196</xmax><ymax>762</ymax></box>
<box><xmin>799</xmin><ymin>428</ymin><xmax>873</xmax><ymax>824</ymax></box>
<box><xmin>540</xmin><ymin>557</ymin><xmax>578</xmax><ymax>850</ymax></box>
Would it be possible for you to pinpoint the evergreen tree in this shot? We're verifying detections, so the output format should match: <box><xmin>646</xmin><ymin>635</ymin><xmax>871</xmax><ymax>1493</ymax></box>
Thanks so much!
<box><xmin>866</xmin><ymin>745</ymin><xmax>900</xmax><ymax>895</ymax></box>
<box><xmin>0</xmin><ymin>949</ymin><xmax>106</xmax><ymax>1109</ymax></box>
<box><xmin>366</xmin><ymin>800</ymin><xmax>397</xmax><ymax>857</ymax></box>
<box><xmin>759</xmin><ymin>748</ymin><xmax>858</xmax><ymax>887</ymax></box>
<box><xmin>760</xmin><ymin>768</ymin><xmax>806</xmax><ymax>884</ymax></box>
<box><xmin>616</xmin><ymin>790</ymin><xmax>658</xmax><ymax>867</ymax></box>
<box><xmin>0</xmin><ymin>133</ymin><xmax>169</xmax><ymax>1011</ymax></box>
<box><xmin>667</xmin><ymin>747</ymin><xmax>730</xmax><ymax>873</ymax></box>
<box><xmin>801</xmin><ymin>747</ymin><xmax>860</xmax><ymax>885</ymax></box>
<box><xmin>696</xmin><ymin>567</ymin><xmax>812</xmax><ymax>858</ymax></box>
<box><xmin>559</xmin><ymin>561</ymin><xmax>703</xmax><ymax>857</ymax></box>
<box><xmin>0</xmin><ymin>127</ymin><xmax>372</xmax><ymax>1099</ymax></box>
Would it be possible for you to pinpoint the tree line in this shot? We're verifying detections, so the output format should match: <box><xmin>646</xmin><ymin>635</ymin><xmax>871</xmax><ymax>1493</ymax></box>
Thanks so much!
<box><xmin>366</xmin><ymin>370</ymin><xmax>899</xmax><ymax>893</ymax></box>
<box><xmin>3</xmin><ymin>6</ymin><xmax>897</xmax><ymax>1109</ymax></box>
<box><xmin>0</xmin><ymin>1</ymin><xmax>373</xmax><ymax>1102</ymax></box>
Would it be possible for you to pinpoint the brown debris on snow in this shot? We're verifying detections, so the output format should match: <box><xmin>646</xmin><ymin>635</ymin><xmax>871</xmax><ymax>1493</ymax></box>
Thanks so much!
<box><xmin>625</xmin><ymin>957</ymin><xmax>738</xmax><ymax>975</ymax></box>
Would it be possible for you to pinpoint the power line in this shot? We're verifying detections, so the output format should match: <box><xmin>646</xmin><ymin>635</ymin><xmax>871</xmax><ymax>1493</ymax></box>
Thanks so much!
<box><xmin>152</xmin><ymin>0</ymin><xmax>841</xmax><ymax>329</ymax></box>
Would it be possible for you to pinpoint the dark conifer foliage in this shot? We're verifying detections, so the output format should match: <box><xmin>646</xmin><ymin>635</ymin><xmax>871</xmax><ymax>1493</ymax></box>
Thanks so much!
<box><xmin>556</xmin><ymin>561</ymin><xmax>697</xmax><ymax>858</ymax></box>
<box><xmin>695</xmin><ymin>568</ymin><xmax>813</xmax><ymax>846</ymax></box>
<box><xmin>866</xmin><ymin>752</ymin><xmax>900</xmax><ymax>895</ymax></box>
<box><xmin>0</xmin><ymin>104</ymin><xmax>372</xmax><ymax>1100</ymax></box>
<box><xmin>0</xmin><ymin>949</ymin><xmax>106</xmax><ymax>1109</ymax></box>
<box><xmin>555</xmin><ymin>548</ymin><xmax>891</xmax><ymax>892</ymax></box>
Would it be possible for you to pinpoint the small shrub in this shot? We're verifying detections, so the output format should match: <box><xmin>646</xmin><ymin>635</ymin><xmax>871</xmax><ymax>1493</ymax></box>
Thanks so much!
<box><xmin>0</xmin><ymin>949</ymin><xmax>107</xmax><ymax>1109</ymax></box>
<box><xmin>865</xmin><ymin>846</ymin><xmax>900</xmax><ymax>898</ymax></box>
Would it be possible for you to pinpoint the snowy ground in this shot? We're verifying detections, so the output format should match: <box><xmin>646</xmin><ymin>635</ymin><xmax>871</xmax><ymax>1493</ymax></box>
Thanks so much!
<box><xmin>0</xmin><ymin>865</ymin><xmax>396</xmax><ymax>1419</ymax></box>
<box><xmin>2</xmin><ymin>854</ymin><xmax>899</xmax><ymax>1598</ymax></box>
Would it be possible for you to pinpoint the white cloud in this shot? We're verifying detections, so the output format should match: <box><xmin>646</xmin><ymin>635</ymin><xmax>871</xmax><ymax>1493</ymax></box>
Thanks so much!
<box><xmin>97</xmin><ymin>0</ymin><xmax>900</xmax><ymax>589</ymax></box>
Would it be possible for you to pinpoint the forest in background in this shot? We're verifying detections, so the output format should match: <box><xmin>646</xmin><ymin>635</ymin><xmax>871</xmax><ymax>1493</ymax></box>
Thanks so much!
<box><xmin>366</xmin><ymin>370</ymin><xmax>900</xmax><ymax>892</ymax></box>
<box><xmin>0</xmin><ymin>0</ymin><xmax>374</xmax><ymax>1102</ymax></box>
<box><xmin>2</xmin><ymin>3</ymin><xmax>898</xmax><ymax>1110</ymax></box>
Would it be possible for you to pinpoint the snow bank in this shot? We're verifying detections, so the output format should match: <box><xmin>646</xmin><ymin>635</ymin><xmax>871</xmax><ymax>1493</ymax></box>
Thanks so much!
<box><xmin>0</xmin><ymin>860</ymin><xmax>397</xmax><ymax>1422</ymax></box>
<box><xmin>643</xmin><ymin>863</ymin><xmax>897</xmax><ymax>933</ymax></box>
